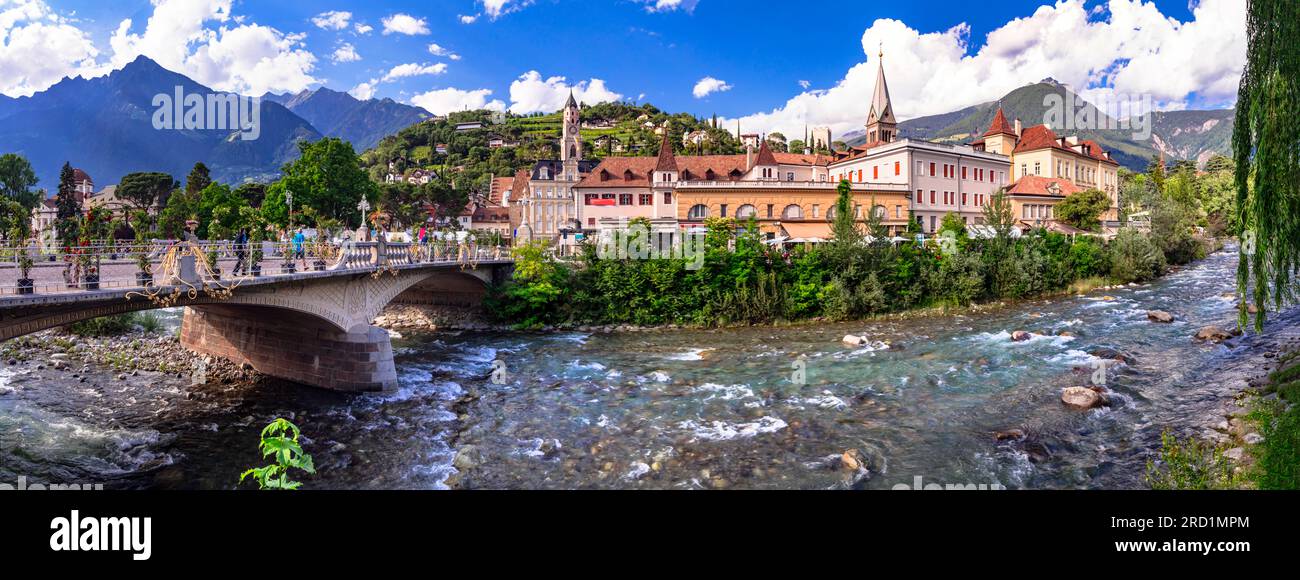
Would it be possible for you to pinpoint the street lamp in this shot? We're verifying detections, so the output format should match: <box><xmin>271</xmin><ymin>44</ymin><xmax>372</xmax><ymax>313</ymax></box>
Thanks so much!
<box><xmin>285</xmin><ymin>190</ymin><xmax>293</xmax><ymax>230</ymax></box>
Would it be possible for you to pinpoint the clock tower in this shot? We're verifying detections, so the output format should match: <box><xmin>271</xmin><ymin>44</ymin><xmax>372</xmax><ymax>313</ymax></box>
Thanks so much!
<box><xmin>561</xmin><ymin>90</ymin><xmax>582</xmax><ymax>163</ymax></box>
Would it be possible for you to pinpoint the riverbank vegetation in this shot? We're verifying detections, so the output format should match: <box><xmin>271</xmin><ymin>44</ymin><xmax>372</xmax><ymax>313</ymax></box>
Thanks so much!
<box><xmin>489</xmin><ymin>172</ymin><xmax>1218</xmax><ymax>329</ymax></box>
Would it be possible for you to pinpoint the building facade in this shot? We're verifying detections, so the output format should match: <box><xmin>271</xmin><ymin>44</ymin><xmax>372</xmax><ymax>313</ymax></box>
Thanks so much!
<box><xmin>521</xmin><ymin>91</ymin><xmax>601</xmax><ymax>247</ymax></box>
<box><xmin>974</xmin><ymin>107</ymin><xmax>1121</xmax><ymax>222</ymax></box>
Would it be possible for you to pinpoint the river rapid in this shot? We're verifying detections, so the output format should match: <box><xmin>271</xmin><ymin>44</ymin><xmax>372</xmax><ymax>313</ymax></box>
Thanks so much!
<box><xmin>0</xmin><ymin>247</ymin><xmax>1288</xmax><ymax>490</ymax></box>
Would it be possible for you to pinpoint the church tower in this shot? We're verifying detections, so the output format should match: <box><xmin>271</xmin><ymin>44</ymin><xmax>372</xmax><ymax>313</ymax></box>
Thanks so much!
<box><xmin>865</xmin><ymin>46</ymin><xmax>898</xmax><ymax>144</ymax></box>
<box><xmin>561</xmin><ymin>90</ymin><xmax>582</xmax><ymax>163</ymax></box>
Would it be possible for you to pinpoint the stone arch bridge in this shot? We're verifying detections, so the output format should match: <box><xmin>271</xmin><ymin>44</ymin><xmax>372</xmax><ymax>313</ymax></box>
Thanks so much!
<box><xmin>0</xmin><ymin>242</ymin><xmax>512</xmax><ymax>392</ymax></box>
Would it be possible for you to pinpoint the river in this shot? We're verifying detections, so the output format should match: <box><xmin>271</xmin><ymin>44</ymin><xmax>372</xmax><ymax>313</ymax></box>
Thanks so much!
<box><xmin>0</xmin><ymin>247</ymin><xmax>1285</xmax><ymax>489</ymax></box>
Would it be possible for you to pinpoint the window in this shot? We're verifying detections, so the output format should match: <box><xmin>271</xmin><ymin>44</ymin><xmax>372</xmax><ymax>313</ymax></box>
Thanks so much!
<box><xmin>619</xmin><ymin>193</ymin><xmax>633</xmax><ymax>206</ymax></box>
<box><xmin>873</xmin><ymin>166</ymin><xmax>879</xmax><ymax>180</ymax></box>
<box><xmin>929</xmin><ymin>215</ymin><xmax>937</xmax><ymax>232</ymax></box>
<box><xmin>858</xmin><ymin>169</ymin><xmax>864</xmax><ymax>182</ymax></box>
<box><xmin>895</xmin><ymin>205</ymin><xmax>902</xmax><ymax>219</ymax></box>
<box><xmin>873</xmin><ymin>205</ymin><xmax>886</xmax><ymax>219</ymax></box>
<box><xmin>688</xmin><ymin>204</ymin><xmax>709</xmax><ymax>219</ymax></box>
<box><xmin>639</xmin><ymin>193</ymin><xmax>653</xmax><ymax>206</ymax></box>
<box><xmin>588</xmin><ymin>218</ymin><xmax>595</xmax><ymax>226</ymax></box>
<box><xmin>962</xmin><ymin>167</ymin><xmax>968</xmax><ymax>180</ymax></box>
<box><xmin>1021</xmin><ymin>164</ymin><xmax>1027</xmax><ymax>176</ymax></box>
<box><xmin>826</xmin><ymin>206</ymin><xmax>836</xmax><ymax>222</ymax></box>
<box><xmin>1034</xmin><ymin>162</ymin><xmax>1041</xmax><ymax>176</ymax></box>
<box><xmin>720</xmin><ymin>204</ymin><xmax>728</xmax><ymax>217</ymax></box>
<box><xmin>787</xmin><ymin>172</ymin><xmax>795</xmax><ymax>181</ymax></box>
<box><xmin>736</xmin><ymin>204</ymin><xmax>757</xmax><ymax>219</ymax></box>
<box><xmin>930</xmin><ymin>162</ymin><xmax>936</xmax><ymax>177</ymax></box>
<box><xmin>895</xmin><ymin>161</ymin><xmax>901</xmax><ymax>176</ymax></box>
<box><xmin>962</xmin><ymin>192</ymin><xmax>968</xmax><ymax>206</ymax></box>
<box><xmin>854</xmin><ymin>204</ymin><xmax>862</xmax><ymax>219</ymax></box>
<box><xmin>930</xmin><ymin>190</ymin><xmax>936</xmax><ymax>205</ymax></box>
<box><xmin>584</xmin><ymin>194</ymin><xmax>597</xmax><ymax>205</ymax></box>
<box><xmin>782</xmin><ymin>204</ymin><xmax>803</xmax><ymax>220</ymax></box>
<box><xmin>812</xmin><ymin>204</ymin><xmax>820</xmax><ymax>218</ymax></box>
<box><xmin>766</xmin><ymin>204</ymin><xmax>774</xmax><ymax>218</ymax></box>
<box><xmin>663</xmin><ymin>192</ymin><xmax>672</xmax><ymax>205</ymax></box>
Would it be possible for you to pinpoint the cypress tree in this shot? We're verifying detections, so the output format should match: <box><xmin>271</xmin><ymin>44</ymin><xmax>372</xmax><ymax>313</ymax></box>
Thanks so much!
<box><xmin>54</xmin><ymin>162</ymin><xmax>82</xmax><ymax>245</ymax></box>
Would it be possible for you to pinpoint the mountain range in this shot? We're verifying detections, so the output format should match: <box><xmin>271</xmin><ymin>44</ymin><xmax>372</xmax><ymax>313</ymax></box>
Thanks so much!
<box><xmin>0</xmin><ymin>57</ymin><xmax>430</xmax><ymax>193</ymax></box>
<box><xmin>262</xmin><ymin>88</ymin><xmax>430</xmax><ymax>152</ymax></box>
<box><xmin>846</xmin><ymin>79</ymin><xmax>1234</xmax><ymax>171</ymax></box>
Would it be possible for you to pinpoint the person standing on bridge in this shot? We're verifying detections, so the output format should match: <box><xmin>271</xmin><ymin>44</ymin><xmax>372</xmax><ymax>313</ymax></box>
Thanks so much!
<box><xmin>232</xmin><ymin>228</ymin><xmax>249</xmax><ymax>277</ymax></box>
<box><xmin>292</xmin><ymin>227</ymin><xmax>307</xmax><ymax>271</ymax></box>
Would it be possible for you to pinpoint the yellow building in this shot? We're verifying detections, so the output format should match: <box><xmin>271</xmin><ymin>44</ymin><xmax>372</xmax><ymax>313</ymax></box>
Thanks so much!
<box><xmin>975</xmin><ymin>108</ymin><xmax>1122</xmax><ymax>222</ymax></box>
<box><xmin>675</xmin><ymin>181</ymin><xmax>913</xmax><ymax>240</ymax></box>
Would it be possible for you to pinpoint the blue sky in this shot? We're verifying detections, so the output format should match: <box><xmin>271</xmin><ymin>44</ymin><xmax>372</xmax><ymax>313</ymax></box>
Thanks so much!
<box><xmin>4</xmin><ymin>0</ymin><xmax>1243</xmax><ymax>138</ymax></box>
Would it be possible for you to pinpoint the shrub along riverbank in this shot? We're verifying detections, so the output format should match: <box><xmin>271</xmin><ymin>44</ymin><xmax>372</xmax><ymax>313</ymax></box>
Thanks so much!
<box><xmin>487</xmin><ymin>185</ymin><xmax>1216</xmax><ymax>330</ymax></box>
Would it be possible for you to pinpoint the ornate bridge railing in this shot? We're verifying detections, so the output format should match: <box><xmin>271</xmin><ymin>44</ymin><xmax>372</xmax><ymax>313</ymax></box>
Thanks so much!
<box><xmin>0</xmin><ymin>239</ymin><xmax>512</xmax><ymax>297</ymax></box>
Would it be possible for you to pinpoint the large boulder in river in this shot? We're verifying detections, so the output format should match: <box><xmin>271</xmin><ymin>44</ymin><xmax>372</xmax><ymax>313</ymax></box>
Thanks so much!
<box><xmin>1194</xmin><ymin>326</ymin><xmax>1236</xmax><ymax>343</ymax></box>
<box><xmin>840</xmin><ymin>449</ymin><xmax>868</xmax><ymax>471</ymax></box>
<box><xmin>1061</xmin><ymin>386</ymin><xmax>1108</xmax><ymax>410</ymax></box>
<box><xmin>1011</xmin><ymin>331</ymin><xmax>1033</xmax><ymax>342</ymax></box>
<box><xmin>1147</xmin><ymin>310</ymin><xmax>1175</xmax><ymax>323</ymax></box>
<box><xmin>842</xmin><ymin>334</ymin><xmax>869</xmax><ymax>347</ymax></box>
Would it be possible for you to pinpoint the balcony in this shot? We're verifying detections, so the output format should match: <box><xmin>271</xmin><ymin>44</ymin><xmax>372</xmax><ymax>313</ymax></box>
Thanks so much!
<box><xmin>674</xmin><ymin>180</ymin><xmax>910</xmax><ymax>192</ymax></box>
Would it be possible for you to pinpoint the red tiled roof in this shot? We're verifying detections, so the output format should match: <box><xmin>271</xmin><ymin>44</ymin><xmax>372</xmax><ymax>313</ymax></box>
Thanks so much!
<box><xmin>753</xmin><ymin>140</ymin><xmax>779</xmax><ymax>167</ymax></box>
<box><xmin>772</xmin><ymin>152</ymin><xmax>831</xmax><ymax>166</ymax></box>
<box><xmin>984</xmin><ymin>107</ymin><xmax>1016</xmax><ymax>137</ymax></box>
<box><xmin>1013</xmin><ymin>125</ymin><xmax>1119</xmax><ymax>165</ymax></box>
<box><xmin>654</xmin><ymin>133</ymin><xmax>678</xmax><ymax>172</ymax></box>
<box><xmin>1005</xmin><ymin>175</ymin><xmax>1083</xmax><ymax>197</ymax></box>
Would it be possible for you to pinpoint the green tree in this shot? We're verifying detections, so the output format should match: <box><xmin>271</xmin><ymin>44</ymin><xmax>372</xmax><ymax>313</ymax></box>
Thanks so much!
<box><xmin>117</xmin><ymin>172</ymin><xmax>177</xmax><ymax>211</ymax></box>
<box><xmin>1235</xmin><ymin>0</ymin><xmax>1300</xmax><ymax>330</ymax></box>
<box><xmin>277</xmin><ymin>138</ymin><xmax>378</xmax><ymax>226</ymax></box>
<box><xmin>0</xmin><ymin>153</ymin><xmax>41</xmax><ymax>211</ymax></box>
<box><xmin>157</xmin><ymin>188</ymin><xmax>199</xmax><ymax>239</ymax></box>
<box><xmin>185</xmin><ymin>162</ymin><xmax>212</xmax><ymax>198</ymax></box>
<box><xmin>829</xmin><ymin>179</ymin><xmax>861</xmax><ymax>247</ymax></box>
<box><xmin>54</xmin><ymin>162</ymin><xmax>82</xmax><ymax>245</ymax></box>
<box><xmin>1055</xmin><ymin>189</ymin><xmax>1111</xmax><ymax>232</ymax></box>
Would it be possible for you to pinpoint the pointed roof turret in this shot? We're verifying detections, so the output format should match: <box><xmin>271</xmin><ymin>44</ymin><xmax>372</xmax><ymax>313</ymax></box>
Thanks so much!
<box><xmin>565</xmin><ymin>89</ymin><xmax>578</xmax><ymax>109</ymax></box>
<box><xmin>654</xmin><ymin>132</ymin><xmax>678</xmax><ymax>172</ymax></box>
<box><xmin>866</xmin><ymin>47</ymin><xmax>896</xmax><ymax>127</ymax></box>
<box><xmin>754</xmin><ymin>139</ymin><xmax>778</xmax><ymax>167</ymax></box>
<box><xmin>984</xmin><ymin>106</ymin><xmax>1017</xmax><ymax>137</ymax></box>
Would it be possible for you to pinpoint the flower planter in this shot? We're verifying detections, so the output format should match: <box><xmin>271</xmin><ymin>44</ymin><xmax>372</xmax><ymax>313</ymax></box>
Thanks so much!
<box><xmin>282</xmin><ymin>263</ymin><xmax>296</xmax><ymax>274</ymax></box>
<box><xmin>83</xmin><ymin>274</ymin><xmax>100</xmax><ymax>291</ymax></box>
<box><xmin>313</xmin><ymin>260</ymin><xmax>326</xmax><ymax>272</ymax></box>
<box><xmin>17</xmin><ymin>279</ymin><xmax>34</xmax><ymax>295</ymax></box>
<box><xmin>251</xmin><ymin>264</ymin><xmax>262</xmax><ymax>278</ymax></box>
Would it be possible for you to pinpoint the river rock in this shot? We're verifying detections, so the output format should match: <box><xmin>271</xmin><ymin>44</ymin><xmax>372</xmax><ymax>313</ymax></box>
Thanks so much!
<box><xmin>1195</xmin><ymin>326</ymin><xmax>1235</xmax><ymax>343</ymax></box>
<box><xmin>1011</xmin><ymin>330</ymin><xmax>1033</xmax><ymax>342</ymax></box>
<box><xmin>994</xmin><ymin>429</ymin><xmax>1026</xmax><ymax>441</ymax></box>
<box><xmin>1243</xmin><ymin>433</ymin><xmax>1264</xmax><ymax>445</ymax></box>
<box><xmin>1147</xmin><ymin>310</ymin><xmax>1175</xmax><ymax>323</ymax></box>
<box><xmin>841</xmin><ymin>449</ymin><xmax>868</xmax><ymax>471</ymax></box>
<box><xmin>453</xmin><ymin>445</ymin><xmax>481</xmax><ymax>471</ymax></box>
<box><xmin>1223</xmin><ymin>447</ymin><xmax>1245</xmax><ymax>462</ymax></box>
<box><xmin>842</xmin><ymin>334</ymin><xmax>870</xmax><ymax>347</ymax></box>
<box><xmin>1061</xmin><ymin>386</ymin><xmax>1107</xmax><ymax>410</ymax></box>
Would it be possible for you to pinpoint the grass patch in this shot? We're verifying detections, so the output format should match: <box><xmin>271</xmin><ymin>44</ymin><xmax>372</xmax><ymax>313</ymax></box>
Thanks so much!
<box><xmin>1268</xmin><ymin>360</ymin><xmax>1300</xmax><ymax>385</ymax></box>
<box><xmin>1246</xmin><ymin>397</ymin><xmax>1300</xmax><ymax>490</ymax></box>
<box><xmin>1067</xmin><ymin>276</ymin><xmax>1111</xmax><ymax>295</ymax></box>
<box><xmin>1146</xmin><ymin>429</ymin><xmax>1242</xmax><ymax>490</ymax></box>
<box><xmin>65</xmin><ymin>312</ymin><xmax>164</xmax><ymax>338</ymax></box>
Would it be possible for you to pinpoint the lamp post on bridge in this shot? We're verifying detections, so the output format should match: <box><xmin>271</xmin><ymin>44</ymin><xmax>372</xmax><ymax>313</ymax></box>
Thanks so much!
<box><xmin>286</xmin><ymin>190</ymin><xmax>294</xmax><ymax>232</ymax></box>
<box><xmin>357</xmin><ymin>197</ymin><xmax>370</xmax><ymax>231</ymax></box>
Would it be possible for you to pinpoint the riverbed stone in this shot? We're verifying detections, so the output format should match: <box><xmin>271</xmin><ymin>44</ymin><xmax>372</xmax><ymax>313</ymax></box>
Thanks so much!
<box><xmin>841</xmin><ymin>449</ymin><xmax>868</xmax><ymax>471</ymax></box>
<box><xmin>842</xmin><ymin>334</ymin><xmax>869</xmax><ymax>347</ymax></box>
<box><xmin>1223</xmin><ymin>447</ymin><xmax>1246</xmax><ymax>462</ymax></box>
<box><xmin>994</xmin><ymin>429</ymin><xmax>1026</xmax><ymax>441</ymax></box>
<box><xmin>1147</xmin><ymin>310</ymin><xmax>1175</xmax><ymax>323</ymax></box>
<box><xmin>1195</xmin><ymin>326</ymin><xmax>1236</xmax><ymax>343</ymax></box>
<box><xmin>1011</xmin><ymin>331</ymin><xmax>1033</xmax><ymax>342</ymax></box>
<box><xmin>1061</xmin><ymin>386</ymin><xmax>1106</xmax><ymax>409</ymax></box>
<box><xmin>1243</xmin><ymin>433</ymin><xmax>1264</xmax><ymax>445</ymax></box>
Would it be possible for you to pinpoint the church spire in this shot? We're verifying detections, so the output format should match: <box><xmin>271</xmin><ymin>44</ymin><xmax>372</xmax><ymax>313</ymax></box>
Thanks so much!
<box><xmin>865</xmin><ymin>46</ymin><xmax>897</xmax><ymax>144</ymax></box>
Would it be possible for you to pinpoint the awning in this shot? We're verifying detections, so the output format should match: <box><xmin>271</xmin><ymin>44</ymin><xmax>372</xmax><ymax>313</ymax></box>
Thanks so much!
<box><xmin>780</xmin><ymin>222</ymin><xmax>833</xmax><ymax>241</ymax></box>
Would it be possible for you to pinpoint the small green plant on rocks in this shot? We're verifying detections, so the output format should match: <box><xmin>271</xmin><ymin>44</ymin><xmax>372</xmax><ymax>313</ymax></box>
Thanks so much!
<box><xmin>239</xmin><ymin>418</ymin><xmax>316</xmax><ymax>490</ymax></box>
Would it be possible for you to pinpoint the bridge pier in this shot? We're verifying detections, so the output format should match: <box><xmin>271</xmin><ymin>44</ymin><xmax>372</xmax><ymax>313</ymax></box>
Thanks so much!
<box><xmin>180</xmin><ymin>306</ymin><xmax>397</xmax><ymax>393</ymax></box>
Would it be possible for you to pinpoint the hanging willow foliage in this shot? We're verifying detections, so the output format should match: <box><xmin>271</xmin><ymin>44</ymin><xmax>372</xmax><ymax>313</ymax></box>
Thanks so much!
<box><xmin>1235</xmin><ymin>0</ymin><xmax>1300</xmax><ymax>331</ymax></box>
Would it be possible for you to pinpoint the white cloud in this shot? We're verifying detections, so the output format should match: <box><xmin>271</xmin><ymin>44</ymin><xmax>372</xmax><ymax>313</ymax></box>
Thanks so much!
<box><xmin>331</xmin><ymin>42</ymin><xmax>360</xmax><ymax>64</ymax></box>
<box><xmin>692</xmin><ymin>76</ymin><xmax>731</xmax><ymax>99</ymax></box>
<box><xmin>507</xmin><ymin>70</ymin><xmax>623</xmax><ymax>114</ymax></box>
<box><xmin>410</xmin><ymin>87</ymin><xmax>505</xmax><ymax>115</ymax></box>
<box><xmin>641</xmin><ymin>0</ymin><xmax>699</xmax><ymax>13</ymax></box>
<box><xmin>798</xmin><ymin>80</ymin><xmax>811</xmax><ymax>89</ymax></box>
<box><xmin>354</xmin><ymin>23</ymin><xmax>373</xmax><ymax>35</ymax></box>
<box><xmin>381</xmin><ymin>62</ymin><xmax>448</xmax><ymax>82</ymax></box>
<box><xmin>349</xmin><ymin>79</ymin><xmax>377</xmax><ymax>100</ymax></box>
<box><xmin>480</xmin><ymin>0</ymin><xmax>533</xmax><ymax>20</ymax></box>
<box><xmin>0</xmin><ymin>0</ymin><xmax>101</xmax><ymax>97</ymax></box>
<box><xmin>311</xmin><ymin>10</ymin><xmax>351</xmax><ymax>31</ymax></box>
<box><xmin>382</xmin><ymin>13</ymin><xmax>429</xmax><ymax>35</ymax></box>
<box><xmin>107</xmin><ymin>0</ymin><xmax>319</xmax><ymax>95</ymax></box>
<box><xmin>427</xmin><ymin>43</ymin><xmax>460</xmax><ymax>60</ymax></box>
<box><xmin>458</xmin><ymin>14</ymin><xmax>478</xmax><ymax>25</ymax></box>
<box><xmin>725</xmin><ymin>0</ymin><xmax>1246</xmax><ymax>141</ymax></box>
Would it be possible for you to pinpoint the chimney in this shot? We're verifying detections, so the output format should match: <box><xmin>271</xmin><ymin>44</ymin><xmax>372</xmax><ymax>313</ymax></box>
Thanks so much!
<box><xmin>746</xmin><ymin>145</ymin><xmax>754</xmax><ymax>169</ymax></box>
<box><xmin>1014</xmin><ymin>119</ymin><xmax>1022</xmax><ymax>137</ymax></box>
